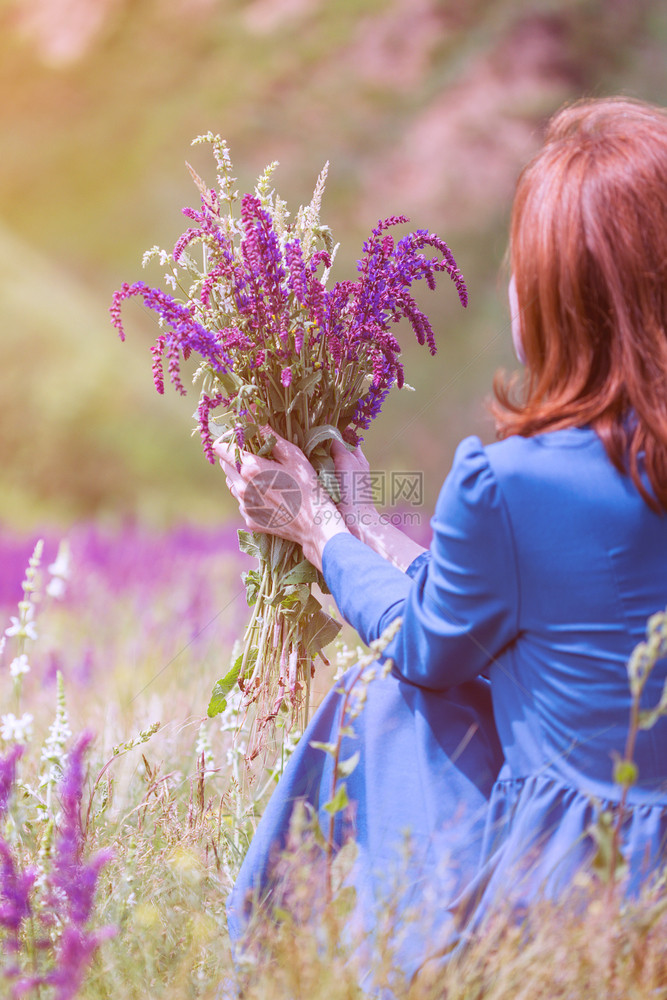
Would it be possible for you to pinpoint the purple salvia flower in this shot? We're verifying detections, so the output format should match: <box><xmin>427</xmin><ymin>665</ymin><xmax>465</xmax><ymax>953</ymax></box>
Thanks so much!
<box><xmin>50</xmin><ymin>732</ymin><xmax>113</xmax><ymax>926</ymax></box>
<box><xmin>396</xmin><ymin>288</ymin><xmax>437</xmax><ymax>355</ymax></box>
<box><xmin>45</xmin><ymin>924</ymin><xmax>116</xmax><ymax>1000</ymax></box>
<box><xmin>150</xmin><ymin>335</ymin><xmax>166</xmax><ymax>394</ymax></box>
<box><xmin>219</xmin><ymin>326</ymin><xmax>253</xmax><ymax>352</ymax></box>
<box><xmin>395</xmin><ymin>229</ymin><xmax>468</xmax><ymax>307</ymax></box>
<box><xmin>166</xmin><ymin>339</ymin><xmax>186</xmax><ymax>396</ymax></box>
<box><xmin>280</xmin><ymin>367</ymin><xmax>292</xmax><ymax>388</ymax></box>
<box><xmin>370</xmin><ymin>214</ymin><xmax>410</xmax><ymax>237</ymax></box>
<box><xmin>240</xmin><ymin>194</ymin><xmax>288</xmax><ymax>331</ymax></box>
<box><xmin>0</xmin><ymin>745</ymin><xmax>22</xmax><ymax>819</ymax></box>
<box><xmin>342</xmin><ymin>426</ymin><xmax>362</xmax><ymax>446</ymax></box>
<box><xmin>0</xmin><ymin>734</ymin><xmax>115</xmax><ymax>999</ymax></box>
<box><xmin>174</xmin><ymin>198</ymin><xmax>228</xmax><ymax>263</ymax></box>
<box><xmin>293</xmin><ymin>328</ymin><xmax>304</xmax><ymax>354</ymax></box>
<box><xmin>319</xmin><ymin>215</ymin><xmax>466</xmax><ymax>434</ymax></box>
<box><xmin>304</xmin><ymin>251</ymin><xmax>330</xmax><ymax>331</ymax></box>
<box><xmin>200</xmin><ymin>244</ymin><xmax>237</xmax><ymax>309</ymax></box>
<box><xmin>110</xmin><ymin>281</ymin><xmax>233</xmax><ymax>396</ymax></box>
<box><xmin>173</xmin><ymin>225</ymin><xmax>204</xmax><ymax>263</ymax></box>
<box><xmin>305</xmin><ymin>267</ymin><xmax>326</xmax><ymax>329</ymax></box>
<box><xmin>0</xmin><ymin>840</ymin><xmax>37</xmax><ymax>938</ymax></box>
<box><xmin>285</xmin><ymin>239</ymin><xmax>308</xmax><ymax>307</ymax></box>
<box><xmin>310</xmin><ymin>249</ymin><xmax>332</xmax><ymax>272</ymax></box>
<box><xmin>197</xmin><ymin>392</ymin><xmax>224</xmax><ymax>464</ymax></box>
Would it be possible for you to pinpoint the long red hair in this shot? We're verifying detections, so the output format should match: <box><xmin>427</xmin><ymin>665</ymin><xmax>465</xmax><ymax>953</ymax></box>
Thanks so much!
<box><xmin>493</xmin><ymin>96</ymin><xmax>667</xmax><ymax>511</ymax></box>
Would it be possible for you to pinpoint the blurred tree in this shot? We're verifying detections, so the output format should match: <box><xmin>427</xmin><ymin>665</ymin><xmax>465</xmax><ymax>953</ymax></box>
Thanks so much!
<box><xmin>0</xmin><ymin>0</ymin><xmax>664</xmax><ymax>524</ymax></box>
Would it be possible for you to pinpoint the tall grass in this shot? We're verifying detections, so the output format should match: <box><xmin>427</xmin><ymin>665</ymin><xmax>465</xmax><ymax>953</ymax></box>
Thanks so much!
<box><xmin>2</xmin><ymin>525</ymin><xmax>667</xmax><ymax>999</ymax></box>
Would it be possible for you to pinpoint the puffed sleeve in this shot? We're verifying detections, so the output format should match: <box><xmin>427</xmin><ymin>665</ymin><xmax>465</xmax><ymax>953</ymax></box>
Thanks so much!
<box><xmin>321</xmin><ymin>436</ymin><xmax>520</xmax><ymax>689</ymax></box>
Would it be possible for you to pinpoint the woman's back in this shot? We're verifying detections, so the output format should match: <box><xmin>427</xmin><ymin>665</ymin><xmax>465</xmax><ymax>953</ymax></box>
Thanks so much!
<box><xmin>487</xmin><ymin>426</ymin><xmax>667</xmax><ymax>795</ymax></box>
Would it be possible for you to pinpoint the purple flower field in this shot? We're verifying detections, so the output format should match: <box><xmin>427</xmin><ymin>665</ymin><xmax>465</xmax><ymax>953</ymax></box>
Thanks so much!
<box><xmin>0</xmin><ymin>521</ymin><xmax>252</xmax><ymax>693</ymax></box>
<box><xmin>0</xmin><ymin>519</ymin><xmax>265</xmax><ymax>996</ymax></box>
<box><xmin>0</xmin><ymin>521</ymin><xmax>245</xmax><ymax>609</ymax></box>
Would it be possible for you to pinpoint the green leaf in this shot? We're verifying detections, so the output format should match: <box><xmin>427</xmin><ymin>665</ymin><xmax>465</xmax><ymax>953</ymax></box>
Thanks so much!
<box><xmin>311</xmin><ymin>452</ymin><xmax>341</xmax><ymax>503</ymax></box>
<box><xmin>267</xmin><ymin>381</ymin><xmax>285</xmax><ymax>412</ymax></box>
<box><xmin>289</xmin><ymin>413</ymin><xmax>306</xmax><ymax>450</ymax></box>
<box><xmin>280</xmin><ymin>559</ymin><xmax>320</xmax><ymax>587</ymax></box>
<box><xmin>302</xmin><ymin>594</ymin><xmax>322</xmax><ymax>616</ymax></box>
<box><xmin>338</xmin><ymin>404</ymin><xmax>359</xmax><ymax>428</ymax></box>
<box><xmin>241</xmin><ymin>569</ymin><xmax>261</xmax><ymax>606</ymax></box>
<box><xmin>337</xmin><ymin>751</ymin><xmax>360</xmax><ymax>779</ymax></box>
<box><xmin>256</xmin><ymin>434</ymin><xmax>276</xmax><ymax>457</ymax></box>
<box><xmin>238</xmin><ymin>529</ymin><xmax>260</xmax><ymax>558</ymax></box>
<box><xmin>302</xmin><ymin>423</ymin><xmax>346</xmax><ymax>457</ymax></box>
<box><xmin>286</xmin><ymin>370</ymin><xmax>322</xmax><ymax>412</ymax></box>
<box><xmin>258</xmin><ymin>534</ymin><xmax>272</xmax><ymax>562</ymax></box>
<box><xmin>207</xmin><ymin>654</ymin><xmax>245</xmax><ymax>717</ymax></box>
<box><xmin>303</xmin><ymin>609</ymin><xmax>342</xmax><ymax>654</ymax></box>
<box><xmin>273</xmin><ymin>583</ymin><xmax>310</xmax><ymax>613</ymax></box>
<box><xmin>323</xmin><ymin>783</ymin><xmax>349</xmax><ymax>815</ymax></box>
<box><xmin>269</xmin><ymin>536</ymin><xmax>289</xmax><ymax>572</ymax></box>
<box><xmin>239</xmin><ymin>530</ymin><xmax>271</xmax><ymax>565</ymax></box>
<box><xmin>216</xmin><ymin>371</ymin><xmax>242</xmax><ymax>397</ymax></box>
<box><xmin>309</xmin><ymin>740</ymin><xmax>338</xmax><ymax>756</ymax></box>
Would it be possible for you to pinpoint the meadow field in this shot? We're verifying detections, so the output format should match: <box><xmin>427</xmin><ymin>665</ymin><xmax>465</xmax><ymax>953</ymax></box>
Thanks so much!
<box><xmin>3</xmin><ymin>526</ymin><xmax>667</xmax><ymax>999</ymax></box>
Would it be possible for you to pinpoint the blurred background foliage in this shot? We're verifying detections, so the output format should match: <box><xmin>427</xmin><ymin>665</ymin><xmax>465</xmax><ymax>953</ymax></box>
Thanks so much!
<box><xmin>1</xmin><ymin>0</ymin><xmax>666</xmax><ymax>529</ymax></box>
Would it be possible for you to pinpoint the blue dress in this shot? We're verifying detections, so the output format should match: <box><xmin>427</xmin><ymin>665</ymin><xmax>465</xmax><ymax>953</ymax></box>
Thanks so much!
<box><xmin>227</xmin><ymin>428</ymin><xmax>667</xmax><ymax>977</ymax></box>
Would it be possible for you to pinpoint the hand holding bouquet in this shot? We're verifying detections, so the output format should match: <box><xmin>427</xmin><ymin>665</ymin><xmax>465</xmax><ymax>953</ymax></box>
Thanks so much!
<box><xmin>111</xmin><ymin>135</ymin><xmax>467</xmax><ymax>753</ymax></box>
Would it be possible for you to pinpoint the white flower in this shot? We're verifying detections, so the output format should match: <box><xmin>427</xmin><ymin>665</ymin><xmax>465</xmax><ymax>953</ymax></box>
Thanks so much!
<box><xmin>9</xmin><ymin>654</ymin><xmax>30</xmax><ymax>678</ymax></box>
<box><xmin>46</xmin><ymin>577</ymin><xmax>66</xmax><ymax>600</ymax></box>
<box><xmin>194</xmin><ymin>722</ymin><xmax>215</xmax><ymax>770</ymax></box>
<box><xmin>5</xmin><ymin>617</ymin><xmax>20</xmax><ymax>637</ymax></box>
<box><xmin>48</xmin><ymin>541</ymin><xmax>71</xmax><ymax>582</ymax></box>
<box><xmin>1</xmin><ymin>712</ymin><xmax>34</xmax><ymax>742</ymax></box>
<box><xmin>46</xmin><ymin>541</ymin><xmax>70</xmax><ymax>600</ymax></box>
<box><xmin>4</xmin><ymin>616</ymin><xmax>38</xmax><ymax>641</ymax></box>
<box><xmin>0</xmin><ymin>636</ymin><xmax>5</xmax><ymax>658</ymax></box>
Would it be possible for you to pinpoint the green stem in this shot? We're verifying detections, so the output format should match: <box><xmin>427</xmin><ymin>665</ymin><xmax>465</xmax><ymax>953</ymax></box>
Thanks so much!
<box><xmin>241</xmin><ymin>564</ymin><xmax>271</xmax><ymax>679</ymax></box>
<box><xmin>608</xmin><ymin>694</ymin><xmax>641</xmax><ymax>897</ymax></box>
<box><xmin>324</xmin><ymin>662</ymin><xmax>365</xmax><ymax>903</ymax></box>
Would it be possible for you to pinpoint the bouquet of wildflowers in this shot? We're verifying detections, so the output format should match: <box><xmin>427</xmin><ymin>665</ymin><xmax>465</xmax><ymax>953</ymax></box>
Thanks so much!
<box><xmin>111</xmin><ymin>135</ymin><xmax>467</xmax><ymax>752</ymax></box>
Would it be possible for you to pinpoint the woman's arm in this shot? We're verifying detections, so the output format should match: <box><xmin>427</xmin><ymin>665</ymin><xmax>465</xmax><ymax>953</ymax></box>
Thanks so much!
<box><xmin>323</xmin><ymin>436</ymin><xmax>521</xmax><ymax>688</ymax></box>
<box><xmin>215</xmin><ymin>429</ymin><xmax>519</xmax><ymax>691</ymax></box>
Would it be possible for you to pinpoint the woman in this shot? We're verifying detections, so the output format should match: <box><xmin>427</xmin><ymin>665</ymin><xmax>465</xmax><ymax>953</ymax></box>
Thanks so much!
<box><xmin>216</xmin><ymin>96</ymin><xmax>667</xmax><ymax>978</ymax></box>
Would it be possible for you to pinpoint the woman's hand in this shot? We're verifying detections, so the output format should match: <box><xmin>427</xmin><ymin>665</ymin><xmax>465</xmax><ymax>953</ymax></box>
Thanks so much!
<box><xmin>329</xmin><ymin>438</ymin><xmax>428</xmax><ymax>571</ymax></box>
<box><xmin>329</xmin><ymin>438</ymin><xmax>383</xmax><ymax>542</ymax></box>
<box><xmin>213</xmin><ymin>427</ymin><xmax>350</xmax><ymax>572</ymax></box>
